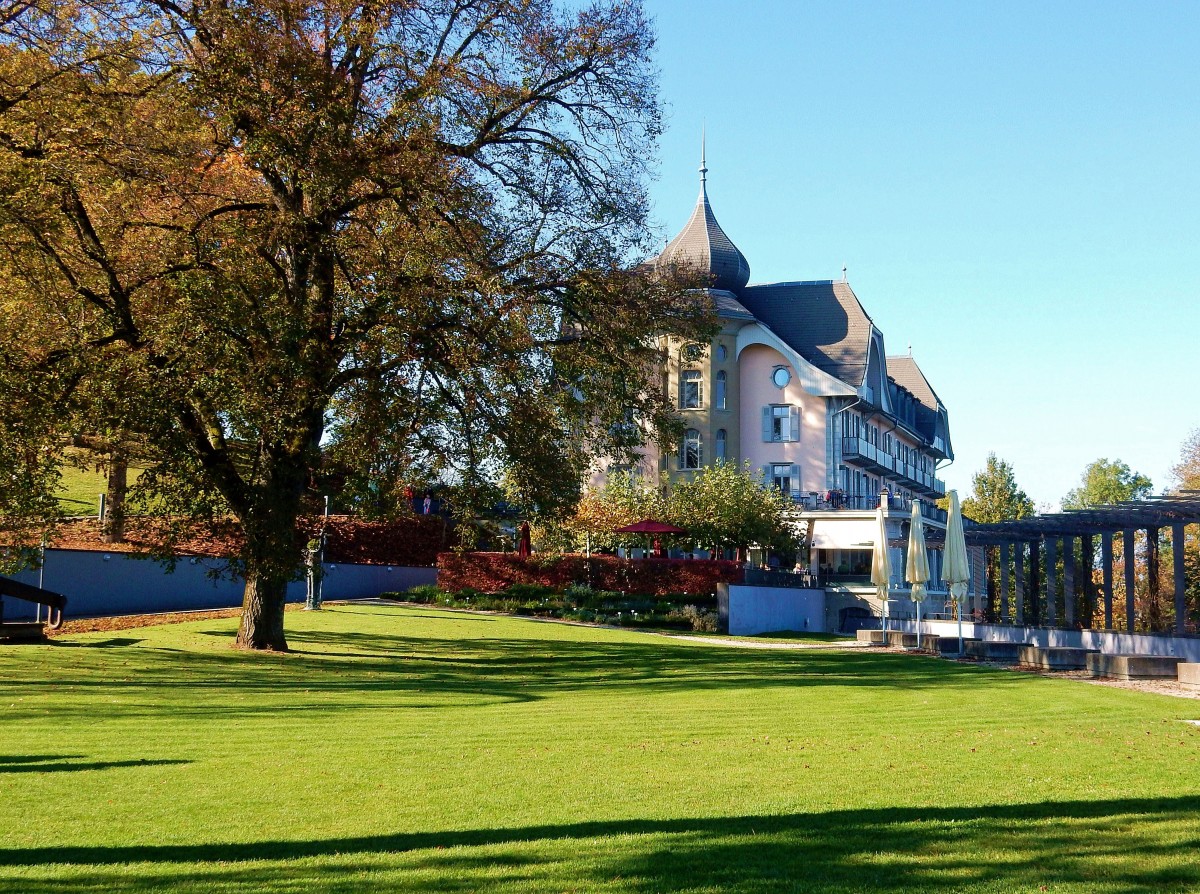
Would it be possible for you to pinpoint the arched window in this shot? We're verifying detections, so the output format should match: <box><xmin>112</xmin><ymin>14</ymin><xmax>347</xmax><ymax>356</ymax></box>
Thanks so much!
<box><xmin>715</xmin><ymin>429</ymin><xmax>727</xmax><ymax>461</ymax></box>
<box><xmin>680</xmin><ymin>370</ymin><xmax>702</xmax><ymax>408</ymax></box>
<box><xmin>715</xmin><ymin>371</ymin><xmax>727</xmax><ymax>410</ymax></box>
<box><xmin>680</xmin><ymin>429</ymin><xmax>702</xmax><ymax>470</ymax></box>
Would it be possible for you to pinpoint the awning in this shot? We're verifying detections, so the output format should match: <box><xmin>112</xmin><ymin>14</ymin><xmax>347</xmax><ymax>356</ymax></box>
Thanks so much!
<box><xmin>810</xmin><ymin>520</ymin><xmax>881</xmax><ymax>550</ymax></box>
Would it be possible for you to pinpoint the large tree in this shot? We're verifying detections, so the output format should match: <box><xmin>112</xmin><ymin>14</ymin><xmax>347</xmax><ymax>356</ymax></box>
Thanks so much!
<box><xmin>960</xmin><ymin>453</ymin><xmax>1035</xmax><ymax>523</ymax></box>
<box><xmin>0</xmin><ymin>0</ymin><xmax>711</xmax><ymax>649</ymax></box>
<box><xmin>1170</xmin><ymin>429</ymin><xmax>1200</xmax><ymax>493</ymax></box>
<box><xmin>1061</xmin><ymin>458</ymin><xmax>1153</xmax><ymax>510</ymax></box>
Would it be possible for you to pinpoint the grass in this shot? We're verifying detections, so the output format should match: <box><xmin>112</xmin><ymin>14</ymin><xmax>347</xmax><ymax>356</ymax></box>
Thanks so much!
<box><xmin>53</xmin><ymin>449</ymin><xmax>149</xmax><ymax>516</ymax></box>
<box><xmin>2</xmin><ymin>604</ymin><xmax>1200</xmax><ymax>892</ymax></box>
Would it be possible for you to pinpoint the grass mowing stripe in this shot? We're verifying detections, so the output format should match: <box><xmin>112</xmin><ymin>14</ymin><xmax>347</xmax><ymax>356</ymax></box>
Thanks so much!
<box><xmin>1</xmin><ymin>604</ymin><xmax>1198</xmax><ymax>892</ymax></box>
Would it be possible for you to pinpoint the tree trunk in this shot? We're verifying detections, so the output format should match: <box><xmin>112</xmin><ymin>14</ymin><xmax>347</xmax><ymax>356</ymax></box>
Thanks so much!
<box><xmin>236</xmin><ymin>571</ymin><xmax>289</xmax><ymax>650</ymax></box>
<box><xmin>100</xmin><ymin>450</ymin><xmax>128</xmax><ymax>544</ymax></box>
<box><xmin>234</xmin><ymin>466</ymin><xmax>307</xmax><ymax>651</ymax></box>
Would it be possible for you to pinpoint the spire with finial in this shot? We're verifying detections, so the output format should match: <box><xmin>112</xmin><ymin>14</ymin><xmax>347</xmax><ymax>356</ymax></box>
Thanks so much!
<box><xmin>654</xmin><ymin>128</ymin><xmax>750</xmax><ymax>293</ymax></box>
<box><xmin>842</xmin><ymin>264</ymin><xmax>847</xmax><ymax>282</ymax></box>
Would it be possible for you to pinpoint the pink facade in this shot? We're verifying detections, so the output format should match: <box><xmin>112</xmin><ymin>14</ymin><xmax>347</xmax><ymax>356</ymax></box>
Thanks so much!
<box><xmin>737</xmin><ymin>344</ymin><xmax>827</xmax><ymax>495</ymax></box>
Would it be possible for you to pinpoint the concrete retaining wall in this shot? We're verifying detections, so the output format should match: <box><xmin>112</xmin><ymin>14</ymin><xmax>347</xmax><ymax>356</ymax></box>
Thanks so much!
<box><xmin>719</xmin><ymin>584</ymin><xmax>826</xmax><ymax>636</ymax></box>
<box><xmin>3</xmin><ymin>549</ymin><xmax>435</xmax><ymax>620</ymax></box>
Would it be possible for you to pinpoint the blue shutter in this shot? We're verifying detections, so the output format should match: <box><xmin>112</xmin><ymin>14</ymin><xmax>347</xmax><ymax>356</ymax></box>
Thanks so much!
<box><xmin>789</xmin><ymin>464</ymin><xmax>800</xmax><ymax>494</ymax></box>
<box><xmin>789</xmin><ymin>406</ymin><xmax>801</xmax><ymax>441</ymax></box>
<box><xmin>762</xmin><ymin>406</ymin><xmax>771</xmax><ymax>442</ymax></box>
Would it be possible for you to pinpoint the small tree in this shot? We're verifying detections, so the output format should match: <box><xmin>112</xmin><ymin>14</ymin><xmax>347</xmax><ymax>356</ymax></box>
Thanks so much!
<box><xmin>568</xmin><ymin>471</ymin><xmax>665</xmax><ymax>553</ymax></box>
<box><xmin>666</xmin><ymin>461</ymin><xmax>793</xmax><ymax>560</ymax></box>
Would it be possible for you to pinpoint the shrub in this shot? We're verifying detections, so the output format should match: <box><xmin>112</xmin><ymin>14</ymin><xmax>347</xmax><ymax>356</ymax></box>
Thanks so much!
<box><xmin>401</xmin><ymin>584</ymin><xmax>444</xmax><ymax>604</ymax></box>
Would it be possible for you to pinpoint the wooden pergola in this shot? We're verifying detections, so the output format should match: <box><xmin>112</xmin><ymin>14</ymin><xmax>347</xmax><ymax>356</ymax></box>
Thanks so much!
<box><xmin>951</xmin><ymin>491</ymin><xmax>1200</xmax><ymax>634</ymax></box>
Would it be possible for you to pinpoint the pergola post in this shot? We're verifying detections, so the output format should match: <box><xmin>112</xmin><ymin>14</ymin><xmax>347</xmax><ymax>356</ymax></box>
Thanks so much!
<box><xmin>1063</xmin><ymin>536</ymin><xmax>1076</xmax><ymax>628</ymax></box>
<box><xmin>1029</xmin><ymin>540</ymin><xmax>1041</xmax><ymax>626</ymax></box>
<box><xmin>1123</xmin><ymin>528</ymin><xmax>1137</xmax><ymax>633</ymax></box>
<box><xmin>1045</xmin><ymin>537</ymin><xmax>1058</xmax><ymax>627</ymax></box>
<box><xmin>1101</xmin><ymin>531</ymin><xmax>1114</xmax><ymax>630</ymax></box>
<box><xmin>1081</xmin><ymin>533</ymin><xmax>1095</xmax><ymax>628</ymax></box>
<box><xmin>1147</xmin><ymin>527</ymin><xmax>1161</xmax><ymax>631</ymax></box>
<box><xmin>1174</xmin><ymin>523</ymin><xmax>1188</xmax><ymax>635</ymax></box>
<box><xmin>999</xmin><ymin>542</ymin><xmax>1011</xmax><ymax>624</ymax></box>
<box><xmin>1014</xmin><ymin>543</ymin><xmax>1026</xmax><ymax>625</ymax></box>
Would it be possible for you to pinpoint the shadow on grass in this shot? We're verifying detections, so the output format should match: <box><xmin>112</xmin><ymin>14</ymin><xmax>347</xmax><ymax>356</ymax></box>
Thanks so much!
<box><xmin>0</xmin><ymin>755</ymin><xmax>189</xmax><ymax>774</ymax></box>
<box><xmin>2</xmin><ymin>796</ymin><xmax>1199</xmax><ymax>892</ymax></box>
<box><xmin>1</xmin><ymin>623</ymin><xmax>1012</xmax><ymax>723</ymax></box>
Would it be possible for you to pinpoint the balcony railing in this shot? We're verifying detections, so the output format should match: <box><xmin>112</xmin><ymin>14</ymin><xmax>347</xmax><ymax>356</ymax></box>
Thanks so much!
<box><xmin>785</xmin><ymin>491</ymin><xmax>947</xmax><ymax>524</ymax></box>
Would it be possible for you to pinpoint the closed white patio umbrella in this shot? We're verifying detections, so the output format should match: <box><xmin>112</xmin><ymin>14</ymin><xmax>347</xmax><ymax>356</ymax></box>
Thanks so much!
<box><xmin>906</xmin><ymin>502</ymin><xmax>930</xmax><ymax>648</ymax></box>
<box><xmin>870</xmin><ymin>504</ymin><xmax>892</xmax><ymax>641</ymax></box>
<box><xmin>943</xmin><ymin>490</ymin><xmax>972</xmax><ymax>654</ymax></box>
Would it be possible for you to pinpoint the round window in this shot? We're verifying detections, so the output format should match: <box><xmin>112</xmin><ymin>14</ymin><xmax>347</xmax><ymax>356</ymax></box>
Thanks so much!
<box><xmin>772</xmin><ymin>367</ymin><xmax>791</xmax><ymax>388</ymax></box>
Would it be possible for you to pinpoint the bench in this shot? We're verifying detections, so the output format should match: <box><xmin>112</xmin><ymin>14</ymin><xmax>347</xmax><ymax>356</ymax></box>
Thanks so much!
<box><xmin>0</xmin><ymin>575</ymin><xmax>67</xmax><ymax>643</ymax></box>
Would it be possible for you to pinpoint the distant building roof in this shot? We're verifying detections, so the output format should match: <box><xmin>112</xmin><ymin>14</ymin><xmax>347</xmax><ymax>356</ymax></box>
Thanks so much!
<box><xmin>738</xmin><ymin>280</ymin><xmax>874</xmax><ymax>387</ymax></box>
<box><xmin>886</xmin><ymin>354</ymin><xmax>943</xmax><ymax>411</ymax></box>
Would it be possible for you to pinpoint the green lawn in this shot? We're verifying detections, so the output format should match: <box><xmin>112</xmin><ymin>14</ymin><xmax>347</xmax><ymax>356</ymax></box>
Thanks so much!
<box><xmin>2</xmin><ymin>605</ymin><xmax>1199</xmax><ymax>892</ymax></box>
<box><xmin>55</xmin><ymin>463</ymin><xmax>109</xmax><ymax>516</ymax></box>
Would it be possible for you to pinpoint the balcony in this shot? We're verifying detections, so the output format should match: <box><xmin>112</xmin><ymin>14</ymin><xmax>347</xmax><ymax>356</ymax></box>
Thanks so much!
<box><xmin>841</xmin><ymin>437</ymin><xmax>946</xmax><ymax>498</ymax></box>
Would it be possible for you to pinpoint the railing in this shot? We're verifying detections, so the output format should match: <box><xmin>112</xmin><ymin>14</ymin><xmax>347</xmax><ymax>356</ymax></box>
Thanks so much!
<box><xmin>744</xmin><ymin>567</ymin><xmax>818</xmax><ymax>590</ymax></box>
<box><xmin>841</xmin><ymin>437</ymin><xmax>946</xmax><ymax>498</ymax></box>
<box><xmin>786</xmin><ymin>491</ymin><xmax>947</xmax><ymax>523</ymax></box>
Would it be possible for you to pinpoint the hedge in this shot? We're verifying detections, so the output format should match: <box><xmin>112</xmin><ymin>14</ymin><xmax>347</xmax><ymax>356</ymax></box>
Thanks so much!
<box><xmin>437</xmin><ymin>552</ymin><xmax>743</xmax><ymax>596</ymax></box>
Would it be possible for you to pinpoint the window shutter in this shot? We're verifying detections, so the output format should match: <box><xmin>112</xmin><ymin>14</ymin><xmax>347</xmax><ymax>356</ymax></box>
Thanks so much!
<box><xmin>789</xmin><ymin>406</ymin><xmax>801</xmax><ymax>441</ymax></box>
<box><xmin>789</xmin><ymin>464</ymin><xmax>800</xmax><ymax>492</ymax></box>
<box><xmin>762</xmin><ymin>465</ymin><xmax>771</xmax><ymax>486</ymax></box>
<box><xmin>762</xmin><ymin>406</ymin><xmax>771</xmax><ymax>442</ymax></box>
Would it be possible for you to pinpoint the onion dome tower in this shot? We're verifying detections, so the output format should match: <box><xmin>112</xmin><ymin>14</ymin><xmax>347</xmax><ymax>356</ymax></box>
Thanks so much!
<box><xmin>656</xmin><ymin>137</ymin><xmax>751</xmax><ymax>294</ymax></box>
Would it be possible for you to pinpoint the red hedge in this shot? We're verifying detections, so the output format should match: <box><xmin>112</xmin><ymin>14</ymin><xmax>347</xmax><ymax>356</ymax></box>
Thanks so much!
<box><xmin>41</xmin><ymin>515</ymin><xmax>450</xmax><ymax>568</ymax></box>
<box><xmin>437</xmin><ymin>552</ymin><xmax>743</xmax><ymax>596</ymax></box>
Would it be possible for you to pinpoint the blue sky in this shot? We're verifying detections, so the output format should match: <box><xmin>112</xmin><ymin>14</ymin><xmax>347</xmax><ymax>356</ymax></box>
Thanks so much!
<box><xmin>643</xmin><ymin>0</ymin><xmax>1200</xmax><ymax>508</ymax></box>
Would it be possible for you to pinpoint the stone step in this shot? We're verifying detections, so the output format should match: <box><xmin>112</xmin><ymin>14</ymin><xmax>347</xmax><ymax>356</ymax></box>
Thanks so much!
<box><xmin>1086</xmin><ymin>653</ymin><xmax>1180</xmax><ymax>680</ymax></box>
<box><xmin>1018</xmin><ymin>646</ymin><xmax>1096</xmax><ymax>671</ymax></box>
<box><xmin>964</xmin><ymin>640</ymin><xmax>1025</xmax><ymax>664</ymax></box>
<box><xmin>0</xmin><ymin>622</ymin><xmax>47</xmax><ymax>643</ymax></box>
<box><xmin>1175</xmin><ymin>663</ymin><xmax>1200</xmax><ymax>688</ymax></box>
<box><xmin>936</xmin><ymin>636</ymin><xmax>980</xmax><ymax>655</ymax></box>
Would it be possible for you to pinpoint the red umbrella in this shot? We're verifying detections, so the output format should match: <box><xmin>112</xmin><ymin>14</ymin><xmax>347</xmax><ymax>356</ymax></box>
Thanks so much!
<box><xmin>613</xmin><ymin>519</ymin><xmax>686</xmax><ymax>559</ymax></box>
<box><xmin>613</xmin><ymin>519</ymin><xmax>686</xmax><ymax>535</ymax></box>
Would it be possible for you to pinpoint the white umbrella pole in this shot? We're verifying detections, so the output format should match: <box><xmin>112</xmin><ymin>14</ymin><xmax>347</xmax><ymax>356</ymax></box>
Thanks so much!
<box><xmin>916</xmin><ymin>599</ymin><xmax>922</xmax><ymax>649</ymax></box>
<box><xmin>957</xmin><ymin>602</ymin><xmax>964</xmax><ymax>656</ymax></box>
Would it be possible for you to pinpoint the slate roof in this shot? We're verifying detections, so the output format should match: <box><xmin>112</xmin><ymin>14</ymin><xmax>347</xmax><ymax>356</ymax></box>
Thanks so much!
<box><xmin>737</xmin><ymin>280</ymin><xmax>875</xmax><ymax>387</ymax></box>
<box><xmin>886</xmin><ymin>355</ymin><xmax>943</xmax><ymax>411</ymax></box>
<box><xmin>656</xmin><ymin>184</ymin><xmax>751</xmax><ymax>293</ymax></box>
<box><xmin>711</xmin><ymin>288</ymin><xmax>756</xmax><ymax>321</ymax></box>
